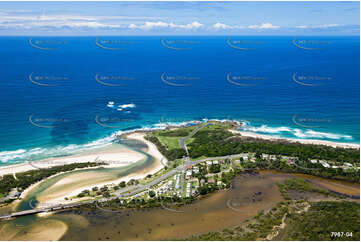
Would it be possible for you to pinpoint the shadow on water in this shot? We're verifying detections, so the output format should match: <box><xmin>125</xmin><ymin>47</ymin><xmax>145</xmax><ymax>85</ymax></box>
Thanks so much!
<box><xmin>2</xmin><ymin>169</ymin><xmax>359</xmax><ymax>240</ymax></box>
<box><xmin>0</xmin><ymin>138</ymin><xmax>157</xmax><ymax>239</ymax></box>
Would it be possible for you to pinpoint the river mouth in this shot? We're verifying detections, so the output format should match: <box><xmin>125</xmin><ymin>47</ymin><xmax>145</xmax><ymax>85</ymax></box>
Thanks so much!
<box><xmin>0</xmin><ymin>171</ymin><xmax>359</xmax><ymax>241</ymax></box>
<box><xmin>16</xmin><ymin>138</ymin><xmax>156</xmax><ymax>210</ymax></box>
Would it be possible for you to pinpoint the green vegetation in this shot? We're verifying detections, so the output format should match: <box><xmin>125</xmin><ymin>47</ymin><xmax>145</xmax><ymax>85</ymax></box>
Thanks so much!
<box><xmin>185</xmin><ymin>201</ymin><xmax>289</xmax><ymax>240</ymax></box>
<box><xmin>145</xmin><ymin>135</ymin><xmax>186</xmax><ymax>160</ymax></box>
<box><xmin>85</xmin><ymin>195</ymin><xmax>195</xmax><ymax>211</ymax></box>
<box><xmin>243</xmin><ymin>156</ymin><xmax>359</xmax><ymax>182</ymax></box>
<box><xmin>148</xmin><ymin>190</ymin><xmax>156</xmax><ymax>198</ymax></box>
<box><xmin>119</xmin><ymin>181</ymin><xmax>126</xmax><ymax>188</ymax></box>
<box><xmin>277</xmin><ymin>178</ymin><xmax>334</xmax><ymax>200</ymax></box>
<box><xmin>147</xmin><ymin>122</ymin><xmax>359</xmax><ymax>182</ymax></box>
<box><xmin>150</xmin><ymin>127</ymin><xmax>195</xmax><ymax>150</ymax></box>
<box><xmin>187</xmin><ymin>126</ymin><xmax>359</xmax><ymax>164</ymax></box>
<box><xmin>0</xmin><ymin>162</ymin><xmax>103</xmax><ymax>201</ymax></box>
<box><xmin>156</xmin><ymin>136</ymin><xmax>180</xmax><ymax>150</ymax></box>
<box><xmin>209</xmin><ymin>164</ymin><xmax>221</xmax><ymax>173</ymax></box>
<box><xmin>185</xmin><ymin>200</ymin><xmax>360</xmax><ymax>241</ymax></box>
<box><xmin>280</xmin><ymin>201</ymin><xmax>360</xmax><ymax>241</ymax></box>
<box><xmin>157</xmin><ymin>128</ymin><xmax>192</xmax><ymax>137</ymax></box>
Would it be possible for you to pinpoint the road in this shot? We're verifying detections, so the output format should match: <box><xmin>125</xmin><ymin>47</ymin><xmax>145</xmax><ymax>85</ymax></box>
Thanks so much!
<box><xmin>113</xmin><ymin>153</ymin><xmax>243</xmax><ymax>198</ymax></box>
<box><xmin>0</xmin><ymin>152</ymin><xmax>244</xmax><ymax>220</ymax></box>
<box><xmin>0</xmin><ymin>122</ymin><xmax>242</xmax><ymax>220</ymax></box>
<box><xmin>179</xmin><ymin>122</ymin><xmax>213</xmax><ymax>156</ymax></box>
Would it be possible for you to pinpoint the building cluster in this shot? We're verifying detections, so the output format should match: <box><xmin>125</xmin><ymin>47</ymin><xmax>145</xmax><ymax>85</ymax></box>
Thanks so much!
<box><xmin>310</xmin><ymin>159</ymin><xmax>356</xmax><ymax>170</ymax></box>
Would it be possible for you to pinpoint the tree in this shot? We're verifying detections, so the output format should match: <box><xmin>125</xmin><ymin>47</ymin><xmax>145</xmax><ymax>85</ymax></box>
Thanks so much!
<box><xmin>199</xmin><ymin>186</ymin><xmax>209</xmax><ymax>195</ymax></box>
<box><xmin>119</xmin><ymin>181</ymin><xmax>126</xmax><ymax>188</ymax></box>
<box><xmin>100</xmin><ymin>186</ymin><xmax>108</xmax><ymax>192</ymax></box>
<box><xmin>209</xmin><ymin>164</ymin><xmax>221</xmax><ymax>173</ymax></box>
<box><xmin>149</xmin><ymin>190</ymin><xmax>156</xmax><ymax>198</ymax></box>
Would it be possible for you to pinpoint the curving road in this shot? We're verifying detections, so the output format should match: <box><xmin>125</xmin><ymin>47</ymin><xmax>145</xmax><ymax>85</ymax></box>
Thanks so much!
<box><xmin>1</xmin><ymin>122</ymin><xmax>240</xmax><ymax>220</ymax></box>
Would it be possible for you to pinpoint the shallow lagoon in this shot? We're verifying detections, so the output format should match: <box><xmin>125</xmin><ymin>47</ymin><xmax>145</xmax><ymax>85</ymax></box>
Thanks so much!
<box><xmin>1</xmin><ymin>170</ymin><xmax>358</xmax><ymax>241</ymax></box>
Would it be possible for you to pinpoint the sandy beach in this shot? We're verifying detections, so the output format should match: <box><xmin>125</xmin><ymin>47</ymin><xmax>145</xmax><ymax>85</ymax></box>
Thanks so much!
<box><xmin>0</xmin><ymin>219</ymin><xmax>68</xmax><ymax>241</ymax></box>
<box><xmin>0</xmin><ymin>143</ymin><xmax>145</xmax><ymax>177</ymax></box>
<box><xmin>229</xmin><ymin>130</ymin><xmax>360</xmax><ymax>149</ymax></box>
<box><xmin>24</xmin><ymin>132</ymin><xmax>167</xmax><ymax>208</ymax></box>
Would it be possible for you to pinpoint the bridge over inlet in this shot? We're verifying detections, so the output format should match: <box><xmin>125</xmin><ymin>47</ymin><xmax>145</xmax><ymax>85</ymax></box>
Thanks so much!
<box><xmin>0</xmin><ymin>201</ymin><xmax>92</xmax><ymax>221</ymax></box>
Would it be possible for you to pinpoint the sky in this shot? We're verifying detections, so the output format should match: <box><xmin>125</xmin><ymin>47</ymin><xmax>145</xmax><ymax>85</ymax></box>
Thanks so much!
<box><xmin>0</xmin><ymin>1</ymin><xmax>359</xmax><ymax>35</ymax></box>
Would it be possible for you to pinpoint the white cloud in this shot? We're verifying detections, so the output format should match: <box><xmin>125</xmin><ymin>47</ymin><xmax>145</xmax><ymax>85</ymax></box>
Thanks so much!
<box><xmin>213</xmin><ymin>22</ymin><xmax>233</xmax><ymax>30</ymax></box>
<box><xmin>248</xmin><ymin>22</ymin><xmax>280</xmax><ymax>29</ymax></box>
<box><xmin>0</xmin><ymin>20</ymin><xmax>122</xmax><ymax>29</ymax></box>
<box><xmin>316</xmin><ymin>24</ymin><xmax>340</xmax><ymax>28</ymax></box>
<box><xmin>0</xmin><ymin>13</ymin><xmax>163</xmax><ymax>30</ymax></box>
<box><xmin>171</xmin><ymin>21</ymin><xmax>203</xmax><ymax>29</ymax></box>
<box><xmin>129</xmin><ymin>21</ymin><xmax>203</xmax><ymax>30</ymax></box>
<box><xmin>212</xmin><ymin>22</ymin><xmax>245</xmax><ymax>30</ymax></box>
<box><xmin>129</xmin><ymin>21</ymin><xmax>169</xmax><ymax>29</ymax></box>
<box><xmin>295</xmin><ymin>24</ymin><xmax>341</xmax><ymax>29</ymax></box>
<box><xmin>0</xmin><ymin>14</ymin><xmax>162</xmax><ymax>22</ymax></box>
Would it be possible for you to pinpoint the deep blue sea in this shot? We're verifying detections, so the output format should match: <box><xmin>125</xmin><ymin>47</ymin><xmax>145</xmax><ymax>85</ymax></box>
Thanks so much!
<box><xmin>0</xmin><ymin>36</ymin><xmax>359</xmax><ymax>165</ymax></box>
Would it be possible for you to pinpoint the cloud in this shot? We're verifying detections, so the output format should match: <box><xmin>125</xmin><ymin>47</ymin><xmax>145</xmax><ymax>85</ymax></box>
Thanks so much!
<box><xmin>129</xmin><ymin>21</ymin><xmax>168</xmax><ymax>29</ymax></box>
<box><xmin>0</xmin><ymin>20</ymin><xmax>122</xmax><ymax>29</ymax></box>
<box><xmin>248</xmin><ymin>22</ymin><xmax>280</xmax><ymax>29</ymax></box>
<box><xmin>0</xmin><ymin>13</ymin><xmax>163</xmax><ymax>30</ymax></box>
<box><xmin>316</xmin><ymin>24</ymin><xmax>341</xmax><ymax>28</ymax></box>
<box><xmin>212</xmin><ymin>22</ymin><xmax>233</xmax><ymax>30</ymax></box>
<box><xmin>129</xmin><ymin>21</ymin><xmax>203</xmax><ymax>30</ymax></box>
<box><xmin>296</xmin><ymin>24</ymin><xmax>341</xmax><ymax>29</ymax></box>
<box><xmin>212</xmin><ymin>22</ymin><xmax>245</xmax><ymax>30</ymax></box>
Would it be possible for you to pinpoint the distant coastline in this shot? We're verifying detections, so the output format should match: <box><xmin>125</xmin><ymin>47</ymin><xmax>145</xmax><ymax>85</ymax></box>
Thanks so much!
<box><xmin>0</xmin><ymin>119</ymin><xmax>359</xmax><ymax>174</ymax></box>
<box><xmin>230</xmin><ymin>129</ymin><xmax>360</xmax><ymax>149</ymax></box>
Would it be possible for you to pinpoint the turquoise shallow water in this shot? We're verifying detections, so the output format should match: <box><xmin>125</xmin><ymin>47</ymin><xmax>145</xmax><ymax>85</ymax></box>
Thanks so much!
<box><xmin>0</xmin><ymin>36</ymin><xmax>359</xmax><ymax>165</ymax></box>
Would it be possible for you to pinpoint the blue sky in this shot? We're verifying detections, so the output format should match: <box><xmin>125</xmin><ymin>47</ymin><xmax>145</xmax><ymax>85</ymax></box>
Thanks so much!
<box><xmin>0</xmin><ymin>1</ymin><xmax>359</xmax><ymax>35</ymax></box>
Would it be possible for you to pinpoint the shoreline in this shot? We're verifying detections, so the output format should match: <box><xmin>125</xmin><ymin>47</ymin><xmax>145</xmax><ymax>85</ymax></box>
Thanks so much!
<box><xmin>0</xmin><ymin>143</ymin><xmax>145</xmax><ymax>177</ymax></box>
<box><xmin>18</xmin><ymin>132</ymin><xmax>167</xmax><ymax>208</ymax></box>
<box><xmin>229</xmin><ymin>129</ymin><xmax>360</xmax><ymax>149</ymax></box>
<box><xmin>0</xmin><ymin>122</ymin><xmax>358</xmax><ymax>178</ymax></box>
<box><xmin>1</xmin><ymin>119</ymin><xmax>359</xmax><ymax>172</ymax></box>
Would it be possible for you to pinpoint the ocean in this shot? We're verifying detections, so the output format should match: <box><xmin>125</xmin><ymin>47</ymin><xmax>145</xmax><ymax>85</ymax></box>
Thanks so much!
<box><xmin>0</xmin><ymin>36</ymin><xmax>359</xmax><ymax>165</ymax></box>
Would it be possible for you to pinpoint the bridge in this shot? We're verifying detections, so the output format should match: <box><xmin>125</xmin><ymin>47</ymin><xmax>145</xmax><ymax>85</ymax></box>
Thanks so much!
<box><xmin>0</xmin><ymin>123</ymin><xmax>244</xmax><ymax>221</ymax></box>
<box><xmin>0</xmin><ymin>201</ymin><xmax>92</xmax><ymax>220</ymax></box>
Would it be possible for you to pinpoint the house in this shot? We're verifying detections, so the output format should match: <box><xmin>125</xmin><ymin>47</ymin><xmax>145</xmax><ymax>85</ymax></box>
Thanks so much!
<box><xmin>200</xmin><ymin>179</ymin><xmax>206</xmax><ymax>186</ymax></box>
<box><xmin>262</xmin><ymin>154</ymin><xmax>269</xmax><ymax>159</ymax></box>
<box><xmin>269</xmin><ymin>155</ymin><xmax>277</xmax><ymax>160</ymax></box>
<box><xmin>213</xmin><ymin>160</ymin><xmax>219</xmax><ymax>165</ymax></box>
<box><xmin>344</xmin><ymin>163</ymin><xmax>353</xmax><ymax>167</ymax></box>
<box><xmin>217</xmin><ymin>181</ymin><xmax>222</xmax><ymax>186</ymax></box>
<box><xmin>193</xmin><ymin>167</ymin><xmax>199</xmax><ymax>174</ymax></box>
<box><xmin>187</xmin><ymin>164</ymin><xmax>193</xmax><ymax>169</ymax></box>
<box><xmin>185</xmin><ymin>170</ymin><xmax>192</xmax><ymax>179</ymax></box>
<box><xmin>240</xmin><ymin>154</ymin><xmax>248</xmax><ymax>161</ymax></box>
<box><xmin>206</xmin><ymin>161</ymin><xmax>213</xmax><ymax>166</ymax></box>
<box><xmin>8</xmin><ymin>190</ymin><xmax>21</xmax><ymax>199</ymax></box>
<box><xmin>207</xmin><ymin>178</ymin><xmax>215</xmax><ymax>184</ymax></box>
<box><xmin>320</xmin><ymin>161</ymin><xmax>330</xmax><ymax>168</ymax></box>
<box><xmin>310</xmin><ymin>159</ymin><xmax>318</xmax><ymax>164</ymax></box>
